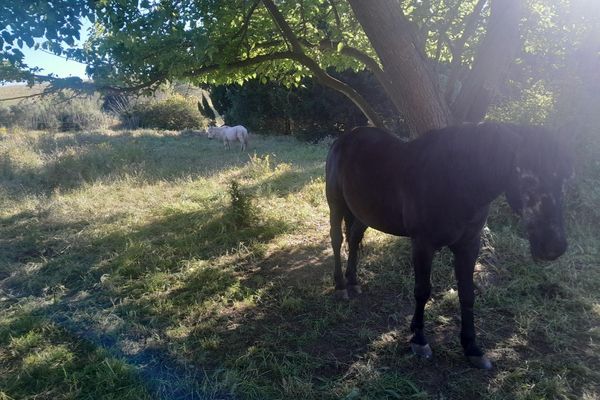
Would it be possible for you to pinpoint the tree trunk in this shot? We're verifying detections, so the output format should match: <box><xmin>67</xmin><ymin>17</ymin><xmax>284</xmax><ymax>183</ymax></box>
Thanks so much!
<box><xmin>348</xmin><ymin>0</ymin><xmax>452</xmax><ymax>136</ymax></box>
<box><xmin>451</xmin><ymin>0</ymin><xmax>523</xmax><ymax>123</ymax></box>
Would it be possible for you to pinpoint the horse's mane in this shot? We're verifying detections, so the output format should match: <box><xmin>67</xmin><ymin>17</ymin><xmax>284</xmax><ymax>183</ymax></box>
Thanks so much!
<box><xmin>503</xmin><ymin>123</ymin><xmax>573</xmax><ymax>179</ymax></box>
<box><xmin>415</xmin><ymin>122</ymin><xmax>572</xmax><ymax>182</ymax></box>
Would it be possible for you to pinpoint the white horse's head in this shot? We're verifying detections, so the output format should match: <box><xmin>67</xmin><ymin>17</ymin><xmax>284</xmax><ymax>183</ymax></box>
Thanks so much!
<box><xmin>207</xmin><ymin>126</ymin><xmax>219</xmax><ymax>139</ymax></box>
<box><xmin>207</xmin><ymin>125</ymin><xmax>229</xmax><ymax>139</ymax></box>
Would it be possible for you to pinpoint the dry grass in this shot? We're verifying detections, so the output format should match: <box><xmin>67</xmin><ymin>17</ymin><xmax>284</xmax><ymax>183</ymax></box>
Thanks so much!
<box><xmin>0</xmin><ymin>83</ymin><xmax>48</xmax><ymax>105</ymax></box>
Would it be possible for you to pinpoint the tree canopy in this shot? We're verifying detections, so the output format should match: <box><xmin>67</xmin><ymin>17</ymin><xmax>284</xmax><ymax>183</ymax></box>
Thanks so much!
<box><xmin>0</xmin><ymin>1</ymin><xmax>94</xmax><ymax>82</ymax></box>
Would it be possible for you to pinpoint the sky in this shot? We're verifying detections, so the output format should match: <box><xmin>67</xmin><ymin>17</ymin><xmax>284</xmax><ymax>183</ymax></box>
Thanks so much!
<box><xmin>20</xmin><ymin>18</ymin><xmax>92</xmax><ymax>79</ymax></box>
<box><xmin>22</xmin><ymin>47</ymin><xmax>88</xmax><ymax>79</ymax></box>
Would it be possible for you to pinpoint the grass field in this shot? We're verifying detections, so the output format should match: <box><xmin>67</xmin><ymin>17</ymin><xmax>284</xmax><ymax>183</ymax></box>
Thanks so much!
<box><xmin>1</xmin><ymin>128</ymin><xmax>599</xmax><ymax>399</ymax></box>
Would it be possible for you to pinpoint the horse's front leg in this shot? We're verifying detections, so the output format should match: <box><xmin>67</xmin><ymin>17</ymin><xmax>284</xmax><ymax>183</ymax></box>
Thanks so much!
<box><xmin>450</xmin><ymin>236</ymin><xmax>492</xmax><ymax>369</ymax></box>
<box><xmin>410</xmin><ymin>237</ymin><xmax>434</xmax><ymax>358</ymax></box>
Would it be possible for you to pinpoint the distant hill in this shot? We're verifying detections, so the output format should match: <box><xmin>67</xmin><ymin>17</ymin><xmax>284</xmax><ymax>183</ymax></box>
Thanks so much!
<box><xmin>0</xmin><ymin>83</ymin><xmax>49</xmax><ymax>105</ymax></box>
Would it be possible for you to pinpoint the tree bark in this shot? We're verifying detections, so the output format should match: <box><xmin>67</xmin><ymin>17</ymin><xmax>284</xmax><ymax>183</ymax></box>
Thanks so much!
<box><xmin>348</xmin><ymin>0</ymin><xmax>452</xmax><ymax>136</ymax></box>
<box><xmin>451</xmin><ymin>0</ymin><xmax>523</xmax><ymax>123</ymax></box>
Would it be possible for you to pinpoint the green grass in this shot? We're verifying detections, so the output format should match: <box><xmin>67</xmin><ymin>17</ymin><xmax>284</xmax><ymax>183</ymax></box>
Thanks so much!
<box><xmin>1</xmin><ymin>128</ymin><xmax>599</xmax><ymax>399</ymax></box>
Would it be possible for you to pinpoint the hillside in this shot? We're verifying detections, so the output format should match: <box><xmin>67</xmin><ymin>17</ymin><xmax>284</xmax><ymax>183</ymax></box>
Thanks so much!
<box><xmin>0</xmin><ymin>83</ymin><xmax>49</xmax><ymax>105</ymax></box>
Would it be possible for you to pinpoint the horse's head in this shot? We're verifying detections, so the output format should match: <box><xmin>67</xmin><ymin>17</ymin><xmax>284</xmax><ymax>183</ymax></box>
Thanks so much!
<box><xmin>505</xmin><ymin>126</ymin><xmax>573</xmax><ymax>261</ymax></box>
<box><xmin>207</xmin><ymin>126</ymin><xmax>217</xmax><ymax>139</ymax></box>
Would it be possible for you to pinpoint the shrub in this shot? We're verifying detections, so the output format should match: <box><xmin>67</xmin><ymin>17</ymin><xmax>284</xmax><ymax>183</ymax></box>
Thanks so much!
<box><xmin>124</xmin><ymin>94</ymin><xmax>208</xmax><ymax>130</ymax></box>
<box><xmin>228</xmin><ymin>180</ymin><xmax>257</xmax><ymax>228</ymax></box>
<box><xmin>0</xmin><ymin>105</ymin><xmax>15</xmax><ymax>127</ymax></box>
<box><xmin>1</xmin><ymin>97</ymin><xmax>111</xmax><ymax>131</ymax></box>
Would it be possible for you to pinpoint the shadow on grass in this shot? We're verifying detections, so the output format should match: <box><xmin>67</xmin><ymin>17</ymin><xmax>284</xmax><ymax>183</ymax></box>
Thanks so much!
<box><xmin>0</xmin><ymin>201</ymin><xmax>292</xmax><ymax>399</ymax></box>
<box><xmin>0</xmin><ymin>304</ymin><xmax>153</xmax><ymax>400</ymax></box>
<box><xmin>172</xmin><ymin>229</ymin><xmax>599</xmax><ymax>399</ymax></box>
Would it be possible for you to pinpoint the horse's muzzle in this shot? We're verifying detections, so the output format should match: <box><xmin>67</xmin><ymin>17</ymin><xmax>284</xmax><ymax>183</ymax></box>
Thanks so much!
<box><xmin>531</xmin><ymin>238</ymin><xmax>567</xmax><ymax>261</ymax></box>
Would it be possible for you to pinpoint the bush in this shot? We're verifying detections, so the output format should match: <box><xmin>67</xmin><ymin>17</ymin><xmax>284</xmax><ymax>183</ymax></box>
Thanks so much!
<box><xmin>124</xmin><ymin>94</ymin><xmax>208</xmax><ymax>130</ymax></box>
<box><xmin>0</xmin><ymin>106</ymin><xmax>15</xmax><ymax>127</ymax></box>
<box><xmin>0</xmin><ymin>97</ymin><xmax>111</xmax><ymax>131</ymax></box>
<box><xmin>228</xmin><ymin>180</ymin><xmax>257</xmax><ymax>228</ymax></box>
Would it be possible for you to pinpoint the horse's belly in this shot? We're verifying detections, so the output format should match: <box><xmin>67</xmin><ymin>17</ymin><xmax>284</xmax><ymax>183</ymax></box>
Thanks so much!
<box><xmin>368</xmin><ymin>220</ymin><xmax>409</xmax><ymax>237</ymax></box>
<box><xmin>345</xmin><ymin>195</ymin><xmax>408</xmax><ymax>237</ymax></box>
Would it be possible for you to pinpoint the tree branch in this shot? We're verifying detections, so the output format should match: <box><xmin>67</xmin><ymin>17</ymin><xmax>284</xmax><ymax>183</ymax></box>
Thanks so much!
<box><xmin>445</xmin><ymin>0</ymin><xmax>488</xmax><ymax>102</ymax></box>
<box><xmin>185</xmin><ymin>51</ymin><xmax>298</xmax><ymax>76</ymax></box>
<box><xmin>261</xmin><ymin>0</ymin><xmax>303</xmax><ymax>54</ymax></box>
<box><xmin>328</xmin><ymin>0</ymin><xmax>343</xmax><ymax>33</ymax></box>
<box><xmin>451</xmin><ymin>0</ymin><xmax>521</xmax><ymax>123</ymax></box>
<box><xmin>309</xmin><ymin>38</ymin><xmax>401</xmax><ymax>115</ymax></box>
<box><xmin>261</xmin><ymin>0</ymin><xmax>384</xmax><ymax>127</ymax></box>
<box><xmin>0</xmin><ymin>89</ymin><xmax>58</xmax><ymax>102</ymax></box>
<box><xmin>233</xmin><ymin>0</ymin><xmax>261</xmax><ymax>49</ymax></box>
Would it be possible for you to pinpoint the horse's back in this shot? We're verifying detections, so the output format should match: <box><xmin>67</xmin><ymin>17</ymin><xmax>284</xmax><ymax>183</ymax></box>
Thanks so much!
<box><xmin>325</xmin><ymin>124</ymin><xmax>509</xmax><ymax>241</ymax></box>
<box><xmin>227</xmin><ymin>125</ymin><xmax>248</xmax><ymax>140</ymax></box>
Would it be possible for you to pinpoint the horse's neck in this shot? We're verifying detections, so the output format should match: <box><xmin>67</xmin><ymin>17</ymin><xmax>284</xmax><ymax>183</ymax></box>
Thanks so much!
<box><xmin>417</xmin><ymin>125</ymin><xmax>519</xmax><ymax>207</ymax></box>
<box><xmin>464</xmin><ymin>126</ymin><xmax>520</xmax><ymax>204</ymax></box>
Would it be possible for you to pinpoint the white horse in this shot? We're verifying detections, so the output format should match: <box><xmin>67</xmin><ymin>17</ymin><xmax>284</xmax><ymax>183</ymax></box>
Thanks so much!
<box><xmin>207</xmin><ymin>125</ymin><xmax>249</xmax><ymax>151</ymax></box>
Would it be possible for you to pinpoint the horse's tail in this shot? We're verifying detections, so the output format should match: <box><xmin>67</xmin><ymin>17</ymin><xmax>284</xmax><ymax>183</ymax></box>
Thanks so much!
<box><xmin>240</xmin><ymin>126</ymin><xmax>250</xmax><ymax>148</ymax></box>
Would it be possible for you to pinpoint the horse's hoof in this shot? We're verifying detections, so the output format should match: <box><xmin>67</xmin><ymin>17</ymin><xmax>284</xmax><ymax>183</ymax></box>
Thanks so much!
<box><xmin>334</xmin><ymin>289</ymin><xmax>349</xmax><ymax>300</ymax></box>
<box><xmin>348</xmin><ymin>285</ymin><xmax>362</xmax><ymax>294</ymax></box>
<box><xmin>467</xmin><ymin>354</ymin><xmax>493</xmax><ymax>370</ymax></box>
<box><xmin>410</xmin><ymin>343</ymin><xmax>433</xmax><ymax>359</ymax></box>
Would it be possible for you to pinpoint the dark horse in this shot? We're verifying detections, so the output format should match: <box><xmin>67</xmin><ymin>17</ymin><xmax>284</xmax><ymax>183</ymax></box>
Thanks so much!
<box><xmin>325</xmin><ymin>122</ymin><xmax>572</xmax><ymax>369</ymax></box>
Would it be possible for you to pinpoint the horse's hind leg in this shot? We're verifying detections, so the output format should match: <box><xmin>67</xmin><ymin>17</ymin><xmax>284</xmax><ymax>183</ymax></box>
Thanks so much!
<box><xmin>410</xmin><ymin>237</ymin><xmax>435</xmax><ymax>359</ymax></box>
<box><xmin>345</xmin><ymin>219</ymin><xmax>367</xmax><ymax>294</ymax></box>
<box><xmin>329</xmin><ymin>205</ymin><xmax>348</xmax><ymax>299</ymax></box>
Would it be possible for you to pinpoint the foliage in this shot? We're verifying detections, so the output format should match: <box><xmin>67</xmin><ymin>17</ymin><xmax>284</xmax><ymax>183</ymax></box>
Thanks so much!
<box><xmin>211</xmin><ymin>70</ymin><xmax>402</xmax><ymax>137</ymax></box>
<box><xmin>76</xmin><ymin>0</ymin><xmax>365</xmax><ymax>87</ymax></box>
<box><xmin>0</xmin><ymin>1</ymin><xmax>95</xmax><ymax>82</ymax></box>
<box><xmin>228</xmin><ymin>180</ymin><xmax>257</xmax><ymax>227</ymax></box>
<box><xmin>487</xmin><ymin>80</ymin><xmax>555</xmax><ymax>125</ymax></box>
<box><xmin>488</xmin><ymin>0</ymin><xmax>600</xmax><ymax>129</ymax></box>
<box><xmin>67</xmin><ymin>0</ymin><xmax>508</xmax><ymax>131</ymax></box>
<box><xmin>0</xmin><ymin>96</ymin><xmax>110</xmax><ymax>131</ymax></box>
<box><xmin>123</xmin><ymin>94</ymin><xmax>208</xmax><ymax>130</ymax></box>
<box><xmin>3</xmin><ymin>0</ymin><xmax>599</xmax><ymax>135</ymax></box>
